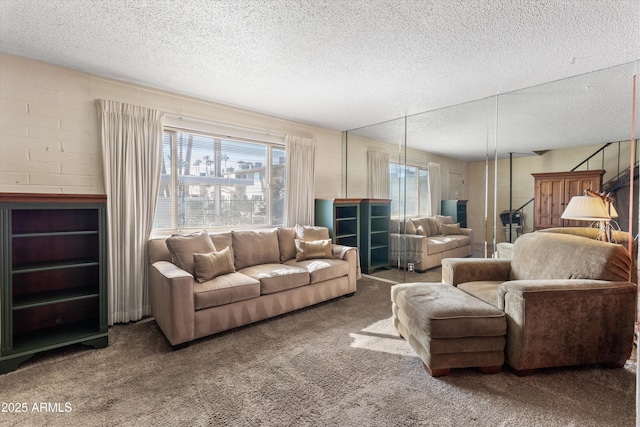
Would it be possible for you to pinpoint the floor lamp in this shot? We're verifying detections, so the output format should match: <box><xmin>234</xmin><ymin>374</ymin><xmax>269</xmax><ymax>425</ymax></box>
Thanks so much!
<box><xmin>560</xmin><ymin>189</ymin><xmax>616</xmax><ymax>242</ymax></box>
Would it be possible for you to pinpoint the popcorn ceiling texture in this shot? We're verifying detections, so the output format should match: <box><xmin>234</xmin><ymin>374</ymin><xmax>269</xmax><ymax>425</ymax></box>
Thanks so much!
<box><xmin>0</xmin><ymin>1</ymin><xmax>638</xmax><ymax>160</ymax></box>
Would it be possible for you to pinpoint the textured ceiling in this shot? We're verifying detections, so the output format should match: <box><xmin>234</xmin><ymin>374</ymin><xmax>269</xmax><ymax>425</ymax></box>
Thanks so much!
<box><xmin>1</xmin><ymin>0</ymin><xmax>639</xmax><ymax>161</ymax></box>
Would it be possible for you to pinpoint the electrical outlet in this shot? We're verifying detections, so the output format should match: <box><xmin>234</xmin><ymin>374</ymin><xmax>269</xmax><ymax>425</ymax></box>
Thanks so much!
<box><xmin>408</xmin><ymin>263</ymin><xmax>414</xmax><ymax>272</ymax></box>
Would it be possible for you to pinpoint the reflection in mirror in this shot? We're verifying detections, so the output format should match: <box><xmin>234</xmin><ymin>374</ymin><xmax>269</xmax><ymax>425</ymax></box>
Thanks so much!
<box><xmin>344</xmin><ymin>60</ymin><xmax>639</xmax><ymax>286</ymax></box>
<box><xmin>346</xmin><ymin>98</ymin><xmax>496</xmax><ymax>283</ymax></box>
<box><xmin>493</xmin><ymin>62</ymin><xmax>638</xmax><ymax>254</ymax></box>
<box><xmin>404</xmin><ymin>98</ymin><xmax>496</xmax><ymax>262</ymax></box>
<box><xmin>346</xmin><ymin>117</ymin><xmax>407</xmax><ymax>283</ymax></box>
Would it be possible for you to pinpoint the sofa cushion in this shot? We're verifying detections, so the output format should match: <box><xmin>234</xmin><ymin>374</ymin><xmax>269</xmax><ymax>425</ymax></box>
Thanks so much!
<box><xmin>411</xmin><ymin>217</ymin><xmax>432</xmax><ymax>237</ymax></box>
<box><xmin>285</xmin><ymin>258</ymin><xmax>350</xmax><ymax>284</ymax></box>
<box><xmin>239</xmin><ymin>264</ymin><xmax>310</xmax><ymax>294</ymax></box>
<box><xmin>166</xmin><ymin>230</ymin><xmax>216</xmax><ymax>275</ymax></box>
<box><xmin>277</xmin><ymin>227</ymin><xmax>297</xmax><ymax>262</ymax></box>
<box><xmin>425</xmin><ymin>217</ymin><xmax>439</xmax><ymax>236</ymax></box>
<box><xmin>425</xmin><ymin>238</ymin><xmax>446</xmax><ymax>255</ymax></box>
<box><xmin>457</xmin><ymin>281</ymin><xmax>502</xmax><ymax>308</ymax></box>
<box><xmin>390</xmin><ymin>218</ymin><xmax>401</xmax><ymax>233</ymax></box>
<box><xmin>295</xmin><ymin>238</ymin><xmax>333</xmax><ymax>261</ymax></box>
<box><xmin>435</xmin><ymin>215</ymin><xmax>454</xmax><ymax>234</ymax></box>
<box><xmin>194</xmin><ymin>272</ymin><xmax>260</xmax><ymax>310</ymax></box>
<box><xmin>427</xmin><ymin>236</ymin><xmax>458</xmax><ymax>254</ymax></box>
<box><xmin>445</xmin><ymin>234</ymin><xmax>471</xmax><ymax>247</ymax></box>
<box><xmin>295</xmin><ymin>224</ymin><xmax>330</xmax><ymax>241</ymax></box>
<box><xmin>193</xmin><ymin>246</ymin><xmax>236</xmax><ymax>283</ymax></box>
<box><xmin>232</xmin><ymin>230</ymin><xmax>281</xmax><ymax>270</ymax></box>
<box><xmin>210</xmin><ymin>232</ymin><xmax>232</xmax><ymax>251</ymax></box>
<box><xmin>392</xmin><ymin>282</ymin><xmax>506</xmax><ymax>339</ymax></box>
<box><xmin>440</xmin><ymin>223</ymin><xmax>463</xmax><ymax>235</ymax></box>
<box><xmin>511</xmin><ymin>232</ymin><xmax>632</xmax><ymax>282</ymax></box>
<box><xmin>404</xmin><ymin>219</ymin><xmax>417</xmax><ymax>235</ymax></box>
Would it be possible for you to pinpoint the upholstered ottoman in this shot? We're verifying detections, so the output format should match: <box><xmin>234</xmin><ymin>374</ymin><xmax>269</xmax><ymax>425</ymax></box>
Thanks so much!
<box><xmin>391</xmin><ymin>282</ymin><xmax>507</xmax><ymax>377</ymax></box>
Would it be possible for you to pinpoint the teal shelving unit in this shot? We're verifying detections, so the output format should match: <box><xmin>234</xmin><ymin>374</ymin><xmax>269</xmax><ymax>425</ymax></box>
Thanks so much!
<box><xmin>360</xmin><ymin>199</ymin><xmax>391</xmax><ymax>274</ymax></box>
<box><xmin>314</xmin><ymin>198</ymin><xmax>361</xmax><ymax>248</ymax></box>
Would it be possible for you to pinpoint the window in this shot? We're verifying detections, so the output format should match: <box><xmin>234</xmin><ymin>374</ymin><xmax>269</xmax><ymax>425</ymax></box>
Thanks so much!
<box><xmin>389</xmin><ymin>162</ymin><xmax>430</xmax><ymax>217</ymax></box>
<box><xmin>153</xmin><ymin>129</ymin><xmax>285</xmax><ymax>230</ymax></box>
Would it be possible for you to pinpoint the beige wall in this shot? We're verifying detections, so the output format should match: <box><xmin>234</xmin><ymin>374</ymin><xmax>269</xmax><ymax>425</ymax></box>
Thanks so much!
<box><xmin>0</xmin><ymin>53</ymin><xmax>343</xmax><ymax>198</ymax></box>
<box><xmin>468</xmin><ymin>141</ymin><xmax>634</xmax><ymax>249</ymax></box>
<box><xmin>2</xmin><ymin>53</ymin><xmax>631</xmax><ymax>247</ymax></box>
<box><xmin>344</xmin><ymin>134</ymin><xmax>469</xmax><ymax>201</ymax></box>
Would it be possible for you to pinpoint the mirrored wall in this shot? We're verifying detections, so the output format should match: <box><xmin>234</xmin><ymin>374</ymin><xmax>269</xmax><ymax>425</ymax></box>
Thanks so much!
<box><xmin>345</xmin><ymin>60</ymin><xmax>639</xmax><ymax>283</ymax></box>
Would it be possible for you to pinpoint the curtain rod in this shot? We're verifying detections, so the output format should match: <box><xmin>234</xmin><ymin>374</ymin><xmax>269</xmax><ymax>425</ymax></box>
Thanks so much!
<box><xmin>164</xmin><ymin>113</ymin><xmax>287</xmax><ymax>139</ymax></box>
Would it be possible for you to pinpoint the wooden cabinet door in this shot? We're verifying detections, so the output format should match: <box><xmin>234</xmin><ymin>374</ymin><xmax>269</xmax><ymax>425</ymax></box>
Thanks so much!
<box><xmin>534</xmin><ymin>177</ymin><xmax>565</xmax><ymax>229</ymax></box>
<box><xmin>532</xmin><ymin>170</ymin><xmax>605</xmax><ymax>230</ymax></box>
<box><xmin>563</xmin><ymin>175</ymin><xmax>603</xmax><ymax>227</ymax></box>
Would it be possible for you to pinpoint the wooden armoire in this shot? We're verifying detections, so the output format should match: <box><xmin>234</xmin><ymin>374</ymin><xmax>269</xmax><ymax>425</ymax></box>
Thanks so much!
<box><xmin>532</xmin><ymin>170</ymin><xmax>605</xmax><ymax>230</ymax></box>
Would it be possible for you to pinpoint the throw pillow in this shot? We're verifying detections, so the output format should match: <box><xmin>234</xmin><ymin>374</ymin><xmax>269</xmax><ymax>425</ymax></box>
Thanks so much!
<box><xmin>231</xmin><ymin>230</ymin><xmax>280</xmax><ymax>270</ymax></box>
<box><xmin>413</xmin><ymin>217</ymin><xmax>433</xmax><ymax>237</ymax></box>
<box><xmin>277</xmin><ymin>227</ymin><xmax>297</xmax><ymax>262</ymax></box>
<box><xmin>416</xmin><ymin>225</ymin><xmax>427</xmax><ymax>236</ymax></box>
<box><xmin>404</xmin><ymin>219</ymin><xmax>417</xmax><ymax>235</ymax></box>
<box><xmin>166</xmin><ymin>230</ymin><xmax>216</xmax><ymax>275</ymax></box>
<box><xmin>294</xmin><ymin>224</ymin><xmax>330</xmax><ymax>241</ymax></box>
<box><xmin>435</xmin><ymin>215</ymin><xmax>454</xmax><ymax>224</ymax></box>
<box><xmin>193</xmin><ymin>246</ymin><xmax>236</xmax><ymax>283</ymax></box>
<box><xmin>440</xmin><ymin>223</ymin><xmax>463</xmax><ymax>235</ymax></box>
<box><xmin>435</xmin><ymin>215</ymin><xmax>454</xmax><ymax>235</ymax></box>
<box><xmin>425</xmin><ymin>217</ymin><xmax>439</xmax><ymax>236</ymax></box>
<box><xmin>294</xmin><ymin>238</ymin><xmax>333</xmax><ymax>261</ymax></box>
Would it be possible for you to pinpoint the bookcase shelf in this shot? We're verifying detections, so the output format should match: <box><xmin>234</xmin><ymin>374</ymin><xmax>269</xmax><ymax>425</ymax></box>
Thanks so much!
<box><xmin>315</xmin><ymin>198</ymin><xmax>391</xmax><ymax>274</ymax></box>
<box><xmin>360</xmin><ymin>199</ymin><xmax>391</xmax><ymax>274</ymax></box>
<box><xmin>315</xmin><ymin>199</ymin><xmax>362</xmax><ymax>248</ymax></box>
<box><xmin>0</xmin><ymin>193</ymin><xmax>108</xmax><ymax>374</ymax></box>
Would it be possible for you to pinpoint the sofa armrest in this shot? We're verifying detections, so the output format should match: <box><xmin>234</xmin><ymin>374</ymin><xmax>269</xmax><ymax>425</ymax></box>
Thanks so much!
<box><xmin>331</xmin><ymin>244</ymin><xmax>361</xmax><ymax>286</ymax></box>
<box><xmin>460</xmin><ymin>228</ymin><xmax>473</xmax><ymax>238</ymax></box>
<box><xmin>441</xmin><ymin>258</ymin><xmax>511</xmax><ymax>286</ymax></box>
<box><xmin>390</xmin><ymin>233</ymin><xmax>427</xmax><ymax>264</ymax></box>
<box><xmin>497</xmin><ymin>279</ymin><xmax>637</xmax><ymax>310</ymax></box>
<box><xmin>149</xmin><ymin>261</ymin><xmax>196</xmax><ymax>346</ymax></box>
<box><xmin>331</xmin><ymin>244</ymin><xmax>354</xmax><ymax>260</ymax></box>
<box><xmin>498</xmin><ymin>279</ymin><xmax>637</xmax><ymax>371</ymax></box>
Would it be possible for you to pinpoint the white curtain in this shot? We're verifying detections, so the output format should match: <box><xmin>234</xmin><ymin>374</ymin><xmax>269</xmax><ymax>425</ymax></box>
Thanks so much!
<box><xmin>367</xmin><ymin>150</ymin><xmax>390</xmax><ymax>198</ymax></box>
<box><xmin>285</xmin><ymin>135</ymin><xmax>316</xmax><ymax>226</ymax></box>
<box><xmin>427</xmin><ymin>162</ymin><xmax>441</xmax><ymax>216</ymax></box>
<box><xmin>96</xmin><ymin>99</ymin><xmax>164</xmax><ymax>325</ymax></box>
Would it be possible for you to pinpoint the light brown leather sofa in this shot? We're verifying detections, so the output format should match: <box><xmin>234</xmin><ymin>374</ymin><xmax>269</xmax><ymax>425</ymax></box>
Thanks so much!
<box><xmin>148</xmin><ymin>226</ymin><xmax>359</xmax><ymax>348</ymax></box>
<box><xmin>442</xmin><ymin>231</ymin><xmax>636</xmax><ymax>375</ymax></box>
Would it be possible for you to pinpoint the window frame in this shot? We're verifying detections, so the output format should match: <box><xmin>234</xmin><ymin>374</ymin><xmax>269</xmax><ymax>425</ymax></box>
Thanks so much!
<box><xmin>390</xmin><ymin>161</ymin><xmax>431</xmax><ymax>218</ymax></box>
<box><xmin>154</xmin><ymin>125</ymin><xmax>286</xmax><ymax>232</ymax></box>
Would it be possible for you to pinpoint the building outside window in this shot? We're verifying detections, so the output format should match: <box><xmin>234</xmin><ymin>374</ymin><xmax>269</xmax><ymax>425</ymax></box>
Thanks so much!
<box><xmin>389</xmin><ymin>162</ymin><xmax>430</xmax><ymax>217</ymax></box>
<box><xmin>153</xmin><ymin>129</ymin><xmax>285</xmax><ymax>230</ymax></box>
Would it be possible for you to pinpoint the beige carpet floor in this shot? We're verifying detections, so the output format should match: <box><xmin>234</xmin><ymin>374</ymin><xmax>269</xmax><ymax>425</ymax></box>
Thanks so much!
<box><xmin>0</xmin><ymin>276</ymin><xmax>636</xmax><ymax>427</ymax></box>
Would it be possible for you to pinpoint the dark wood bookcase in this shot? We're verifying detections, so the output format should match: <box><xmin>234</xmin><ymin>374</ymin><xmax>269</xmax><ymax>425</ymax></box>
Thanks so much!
<box><xmin>0</xmin><ymin>193</ymin><xmax>108</xmax><ymax>374</ymax></box>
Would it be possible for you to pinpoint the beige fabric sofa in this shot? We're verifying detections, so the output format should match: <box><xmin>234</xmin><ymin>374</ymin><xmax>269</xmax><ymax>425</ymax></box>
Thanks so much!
<box><xmin>148</xmin><ymin>226</ymin><xmax>359</xmax><ymax>348</ymax></box>
<box><xmin>442</xmin><ymin>231</ymin><xmax>636</xmax><ymax>375</ymax></box>
<box><xmin>390</xmin><ymin>215</ymin><xmax>473</xmax><ymax>271</ymax></box>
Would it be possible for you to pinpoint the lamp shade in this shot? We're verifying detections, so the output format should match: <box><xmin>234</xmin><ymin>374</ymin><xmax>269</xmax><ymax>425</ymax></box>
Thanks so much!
<box><xmin>560</xmin><ymin>195</ymin><xmax>611</xmax><ymax>221</ymax></box>
<box><xmin>607</xmin><ymin>202</ymin><xmax>619</xmax><ymax>219</ymax></box>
